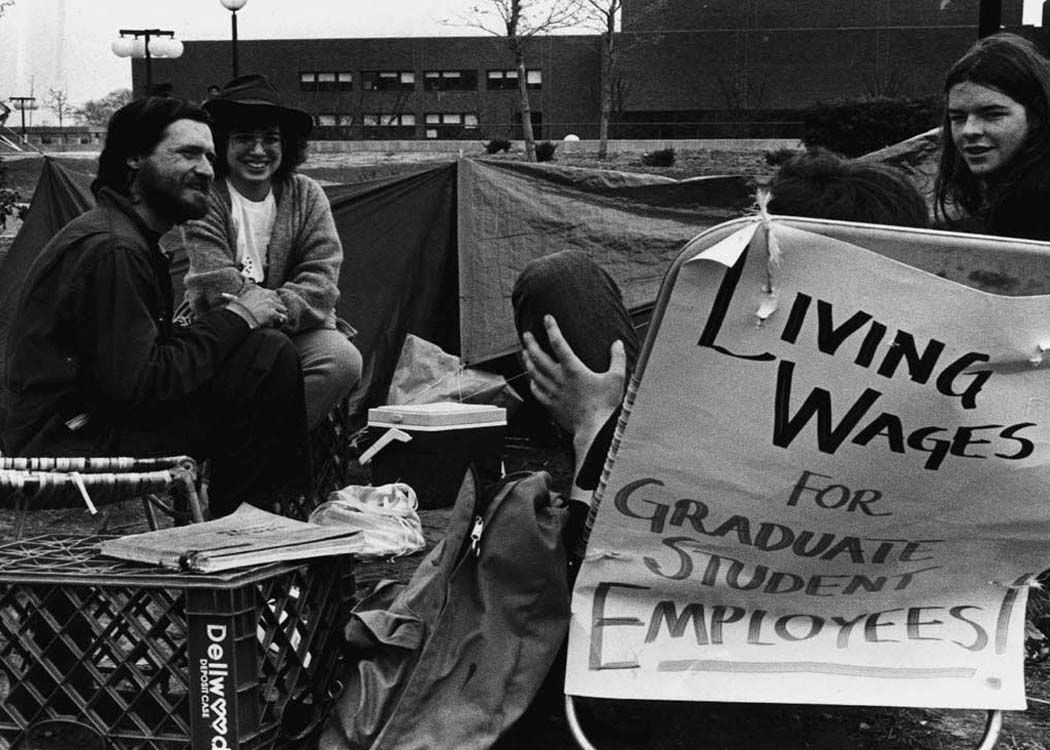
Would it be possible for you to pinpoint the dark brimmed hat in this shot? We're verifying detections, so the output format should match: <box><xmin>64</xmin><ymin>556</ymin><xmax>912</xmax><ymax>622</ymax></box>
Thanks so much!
<box><xmin>203</xmin><ymin>74</ymin><xmax>313</xmax><ymax>137</ymax></box>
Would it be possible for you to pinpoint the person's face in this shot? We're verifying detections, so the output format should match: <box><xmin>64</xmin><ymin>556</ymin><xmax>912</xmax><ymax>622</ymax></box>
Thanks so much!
<box><xmin>133</xmin><ymin>118</ymin><xmax>215</xmax><ymax>225</ymax></box>
<box><xmin>226</xmin><ymin>126</ymin><xmax>283</xmax><ymax>195</ymax></box>
<box><xmin>948</xmin><ymin>80</ymin><xmax>1030</xmax><ymax>178</ymax></box>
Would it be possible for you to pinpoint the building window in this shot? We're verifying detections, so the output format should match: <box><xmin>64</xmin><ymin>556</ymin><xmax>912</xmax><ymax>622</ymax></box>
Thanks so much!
<box><xmin>362</xmin><ymin>112</ymin><xmax>417</xmax><ymax>138</ymax></box>
<box><xmin>300</xmin><ymin>71</ymin><xmax>352</xmax><ymax>91</ymax></box>
<box><xmin>486</xmin><ymin>69</ymin><xmax>541</xmax><ymax>91</ymax></box>
<box><xmin>486</xmin><ymin>69</ymin><xmax>516</xmax><ymax>90</ymax></box>
<box><xmin>317</xmin><ymin>114</ymin><xmax>353</xmax><ymax>127</ymax></box>
<box><xmin>423</xmin><ymin>112</ymin><xmax>479</xmax><ymax>138</ymax></box>
<box><xmin>362</xmin><ymin>113</ymin><xmax>415</xmax><ymax>126</ymax></box>
<box><xmin>362</xmin><ymin>71</ymin><xmax>416</xmax><ymax>92</ymax></box>
<box><xmin>514</xmin><ymin>110</ymin><xmax>543</xmax><ymax>139</ymax></box>
<box><xmin>423</xmin><ymin>69</ymin><xmax>479</xmax><ymax>92</ymax></box>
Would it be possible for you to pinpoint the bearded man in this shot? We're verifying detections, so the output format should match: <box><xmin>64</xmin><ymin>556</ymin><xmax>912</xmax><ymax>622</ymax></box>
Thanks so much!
<box><xmin>1</xmin><ymin>97</ymin><xmax>311</xmax><ymax>516</ymax></box>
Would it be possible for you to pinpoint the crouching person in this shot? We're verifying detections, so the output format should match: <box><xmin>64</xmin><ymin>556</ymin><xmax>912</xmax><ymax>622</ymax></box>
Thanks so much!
<box><xmin>1</xmin><ymin>97</ymin><xmax>310</xmax><ymax>517</ymax></box>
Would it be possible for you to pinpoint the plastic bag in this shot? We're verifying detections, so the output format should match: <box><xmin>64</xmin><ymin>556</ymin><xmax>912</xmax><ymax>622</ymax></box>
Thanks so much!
<box><xmin>309</xmin><ymin>483</ymin><xmax>425</xmax><ymax>560</ymax></box>
<box><xmin>386</xmin><ymin>334</ymin><xmax>522</xmax><ymax>412</ymax></box>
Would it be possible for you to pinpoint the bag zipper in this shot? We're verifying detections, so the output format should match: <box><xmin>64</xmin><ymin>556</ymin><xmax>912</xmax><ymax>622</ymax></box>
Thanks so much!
<box><xmin>467</xmin><ymin>472</ymin><xmax>547</xmax><ymax>558</ymax></box>
<box><xmin>469</xmin><ymin>515</ymin><xmax>484</xmax><ymax>557</ymax></box>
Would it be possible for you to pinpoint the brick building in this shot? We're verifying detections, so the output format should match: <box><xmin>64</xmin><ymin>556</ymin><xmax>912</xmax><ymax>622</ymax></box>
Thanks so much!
<box><xmin>137</xmin><ymin>0</ymin><xmax>1030</xmax><ymax>141</ymax></box>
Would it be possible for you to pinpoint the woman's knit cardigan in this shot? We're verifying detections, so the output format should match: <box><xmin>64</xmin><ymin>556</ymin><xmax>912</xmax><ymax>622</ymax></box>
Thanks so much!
<box><xmin>178</xmin><ymin>174</ymin><xmax>343</xmax><ymax>333</ymax></box>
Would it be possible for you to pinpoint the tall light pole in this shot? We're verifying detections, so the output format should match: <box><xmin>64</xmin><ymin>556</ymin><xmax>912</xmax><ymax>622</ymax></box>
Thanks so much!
<box><xmin>220</xmin><ymin>0</ymin><xmax>248</xmax><ymax>79</ymax></box>
<box><xmin>112</xmin><ymin>29</ymin><xmax>183</xmax><ymax>95</ymax></box>
<box><xmin>978</xmin><ymin>0</ymin><xmax>1002</xmax><ymax>38</ymax></box>
<box><xmin>8</xmin><ymin>96</ymin><xmax>37</xmax><ymax>143</ymax></box>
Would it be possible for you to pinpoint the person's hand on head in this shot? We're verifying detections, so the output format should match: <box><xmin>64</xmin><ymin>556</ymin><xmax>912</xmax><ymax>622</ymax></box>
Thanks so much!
<box><xmin>522</xmin><ymin>314</ymin><xmax>626</xmax><ymax>445</ymax></box>
<box><xmin>223</xmin><ymin>285</ymin><xmax>288</xmax><ymax>329</ymax></box>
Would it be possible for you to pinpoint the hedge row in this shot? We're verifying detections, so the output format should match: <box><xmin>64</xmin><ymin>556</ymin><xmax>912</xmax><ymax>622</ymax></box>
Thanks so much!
<box><xmin>800</xmin><ymin>97</ymin><xmax>942</xmax><ymax>157</ymax></box>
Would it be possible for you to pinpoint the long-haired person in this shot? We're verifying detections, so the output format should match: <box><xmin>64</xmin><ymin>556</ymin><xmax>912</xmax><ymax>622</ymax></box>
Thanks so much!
<box><xmin>935</xmin><ymin>33</ymin><xmax>1050</xmax><ymax>240</ymax></box>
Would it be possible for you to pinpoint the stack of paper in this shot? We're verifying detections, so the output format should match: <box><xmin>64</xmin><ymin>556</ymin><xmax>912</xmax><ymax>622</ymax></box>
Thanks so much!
<box><xmin>98</xmin><ymin>504</ymin><xmax>360</xmax><ymax>572</ymax></box>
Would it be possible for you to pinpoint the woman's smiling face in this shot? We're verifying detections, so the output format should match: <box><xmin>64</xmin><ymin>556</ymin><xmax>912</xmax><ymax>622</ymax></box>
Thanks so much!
<box><xmin>948</xmin><ymin>80</ymin><xmax>1030</xmax><ymax>178</ymax></box>
<box><xmin>226</xmin><ymin>126</ymin><xmax>283</xmax><ymax>196</ymax></box>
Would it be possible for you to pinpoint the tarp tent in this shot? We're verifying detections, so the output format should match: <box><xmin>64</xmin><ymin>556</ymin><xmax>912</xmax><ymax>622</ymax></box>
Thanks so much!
<box><xmin>0</xmin><ymin>158</ymin><xmax>94</xmax><ymax>389</ymax></box>
<box><xmin>327</xmin><ymin>159</ymin><xmax>752</xmax><ymax>408</ymax></box>
<box><xmin>0</xmin><ymin>156</ymin><xmax>752</xmax><ymax>413</ymax></box>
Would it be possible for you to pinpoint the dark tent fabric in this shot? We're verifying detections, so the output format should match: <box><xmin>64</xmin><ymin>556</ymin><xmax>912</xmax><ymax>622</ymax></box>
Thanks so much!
<box><xmin>318</xmin><ymin>159</ymin><xmax>750</xmax><ymax>408</ymax></box>
<box><xmin>1</xmin><ymin>156</ymin><xmax>752</xmax><ymax>415</ymax></box>
<box><xmin>327</xmin><ymin>164</ymin><xmax>460</xmax><ymax>412</ymax></box>
<box><xmin>455</xmin><ymin>160</ymin><xmax>751</xmax><ymax>364</ymax></box>
<box><xmin>0</xmin><ymin>158</ymin><xmax>94</xmax><ymax>387</ymax></box>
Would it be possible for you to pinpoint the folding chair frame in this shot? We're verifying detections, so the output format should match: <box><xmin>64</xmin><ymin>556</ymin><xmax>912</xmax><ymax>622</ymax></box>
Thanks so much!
<box><xmin>564</xmin><ymin>695</ymin><xmax>1002</xmax><ymax>750</ymax></box>
<box><xmin>1</xmin><ymin>455</ymin><xmax>203</xmax><ymax>539</ymax></box>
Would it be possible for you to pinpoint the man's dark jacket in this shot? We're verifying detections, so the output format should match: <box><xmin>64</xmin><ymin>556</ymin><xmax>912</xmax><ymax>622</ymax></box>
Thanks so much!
<box><xmin>1</xmin><ymin>188</ymin><xmax>251</xmax><ymax>456</ymax></box>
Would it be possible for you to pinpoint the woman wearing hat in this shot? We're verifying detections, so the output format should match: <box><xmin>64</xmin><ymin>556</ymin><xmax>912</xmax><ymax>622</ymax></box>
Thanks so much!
<box><xmin>176</xmin><ymin>74</ymin><xmax>361</xmax><ymax>429</ymax></box>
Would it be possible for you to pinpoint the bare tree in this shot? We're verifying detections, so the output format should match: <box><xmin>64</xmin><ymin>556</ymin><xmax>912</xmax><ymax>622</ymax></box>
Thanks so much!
<box><xmin>574</xmin><ymin>0</ymin><xmax>619</xmax><ymax>159</ymax></box>
<box><xmin>457</xmin><ymin>0</ymin><xmax>580</xmax><ymax>161</ymax></box>
<box><xmin>574</xmin><ymin>0</ymin><xmax>667</xmax><ymax>160</ymax></box>
<box><xmin>862</xmin><ymin>65</ymin><xmax>910</xmax><ymax>99</ymax></box>
<box><xmin>46</xmin><ymin>87</ymin><xmax>71</xmax><ymax>128</ymax></box>
<box><xmin>75</xmin><ymin>88</ymin><xmax>132</xmax><ymax>128</ymax></box>
<box><xmin>0</xmin><ymin>1</ymin><xmax>14</xmax><ymax>19</ymax></box>
<box><xmin>715</xmin><ymin>70</ymin><xmax>769</xmax><ymax>136</ymax></box>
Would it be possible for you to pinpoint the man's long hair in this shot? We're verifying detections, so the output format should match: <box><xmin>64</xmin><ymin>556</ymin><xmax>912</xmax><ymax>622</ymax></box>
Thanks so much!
<box><xmin>92</xmin><ymin>97</ymin><xmax>211</xmax><ymax>198</ymax></box>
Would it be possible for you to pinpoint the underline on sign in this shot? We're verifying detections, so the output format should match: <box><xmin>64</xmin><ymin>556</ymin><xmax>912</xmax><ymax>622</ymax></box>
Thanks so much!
<box><xmin>657</xmin><ymin>661</ymin><xmax>977</xmax><ymax>679</ymax></box>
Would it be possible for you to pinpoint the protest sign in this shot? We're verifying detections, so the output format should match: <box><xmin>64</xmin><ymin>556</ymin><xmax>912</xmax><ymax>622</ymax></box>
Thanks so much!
<box><xmin>566</xmin><ymin>219</ymin><xmax>1050</xmax><ymax>709</ymax></box>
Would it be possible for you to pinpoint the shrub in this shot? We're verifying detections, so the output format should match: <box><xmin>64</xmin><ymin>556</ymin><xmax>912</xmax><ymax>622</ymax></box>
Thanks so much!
<box><xmin>0</xmin><ymin>163</ymin><xmax>23</xmax><ymax>232</ymax></box>
<box><xmin>485</xmin><ymin>138</ymin><xmax>512</xmax><ymax>154</ymax></box>
<box><xmin>764</xmin><ymin>147</ymin><xmax>799</xmax><ymax>167</ymax></box>
<box><xmin>0</xmin><ymin>188</ymin><xmax>23</xmax><ymax>231</ymax></box>
<box><xmin>535</xmin><ymin>141</ymin><xmax>557</xmax><ymax>162</ymax></box>
<box><xmin>801</xmin><ymin>97</ymin><xmax>941</xmax><ymax>157</ymax></box>
<box><xmin>641</xmin><ymin>147</ymin><xmax>675</xmax><ymax>167</ymax></box>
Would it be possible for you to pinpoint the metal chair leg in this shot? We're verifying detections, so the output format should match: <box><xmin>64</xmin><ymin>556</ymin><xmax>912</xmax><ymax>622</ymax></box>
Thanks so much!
<box><xmin>564</xmin><ymin>696</ymin><xmax>1003</xmax><ymax>750</ymax></box>
<box><xmin>977</xmin><ymin>710</ymin><xmax>1002</xmax><ymax>750</ymax></box>
<box><xmin>564</xmin><ymin>695</ymin><xmax>598</xmax><ymax>750</ymax></box>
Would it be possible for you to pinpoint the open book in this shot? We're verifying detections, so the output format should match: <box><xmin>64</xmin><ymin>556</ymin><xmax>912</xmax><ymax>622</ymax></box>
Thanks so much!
<box><xmin>98</xmin><ymin>504</ymin><xmax>360</xmax><ymax>573</ymax></box>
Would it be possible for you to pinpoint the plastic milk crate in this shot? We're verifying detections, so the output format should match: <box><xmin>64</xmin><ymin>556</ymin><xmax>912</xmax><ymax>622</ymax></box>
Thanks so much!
<box><xmin>0</xmin><ymin>535</ymin><xmax>355</xmax><ymax>750</ymax></box>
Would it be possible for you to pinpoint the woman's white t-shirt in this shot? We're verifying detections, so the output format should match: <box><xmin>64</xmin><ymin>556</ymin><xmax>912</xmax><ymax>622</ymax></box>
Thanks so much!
<box><xmin>227</xmin><ymin>181</ymin><xmax>276</xmax><ymax>283</ymax></box>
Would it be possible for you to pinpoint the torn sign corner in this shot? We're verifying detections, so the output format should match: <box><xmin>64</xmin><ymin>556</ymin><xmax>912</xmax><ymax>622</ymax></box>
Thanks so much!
<box><xmin>687</xmin><ymin>220</ymin><xmax>760</xmax><ymax>266</ymax></box>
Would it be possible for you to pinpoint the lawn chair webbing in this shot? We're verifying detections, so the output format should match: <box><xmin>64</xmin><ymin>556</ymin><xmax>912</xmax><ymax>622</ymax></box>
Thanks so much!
<box><xmin>0</xmin><ymin>456</ymin><xmax>203</xmax><ymax>530</ymax></box>
<box><xmin>0</xmin><ymin>469</ymin><xmax>177</xmax><ymax>494</ymax></box>
<box><xmin>0</xmin><ymin>456</ymin><xmax>191</xmax><ymax>473</ymax></box>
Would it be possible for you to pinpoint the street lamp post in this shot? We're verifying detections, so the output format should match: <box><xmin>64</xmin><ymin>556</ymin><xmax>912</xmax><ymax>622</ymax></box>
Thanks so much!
<box><xmin>219</xmin><ymin>0</ymin><xmax>248</xmax><ymax>79</ymax></box>
<box><xmin>977</xmin><ymin>0</ymin><xmax>1002</xmax><ymax>38</ymax></box>
<box><xmin>112</xmin><ymin>29</ymin><xmax>183</xmax><ymax>95</ymax></box>
<box><xmin>8</xmin><ymin>96</ymin><xmax>38</xmax><ymax>143</ymax></box>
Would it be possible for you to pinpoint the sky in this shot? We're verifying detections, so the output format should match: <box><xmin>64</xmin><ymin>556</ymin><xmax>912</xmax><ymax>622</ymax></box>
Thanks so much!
<box><xmin>0</xmin><ymin>0</ymin><xmax>512</xmax><ymax>123</ymax></box>
<box><xmin>0</xmin><ymin>0</ymin><xmax>1046</xmax><ymax>124</ymax></box>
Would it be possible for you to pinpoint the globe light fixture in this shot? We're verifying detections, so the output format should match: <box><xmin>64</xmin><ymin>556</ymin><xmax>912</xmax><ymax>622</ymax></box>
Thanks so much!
<box><xmin>8</xmin><ymin>96</ymin><xmax>38</xmax><ymax>142</ymax></box>
<box><xmin>219</xmin><ymin>0</ymin><xmax>248</xmax><ymax>78</ymax></box>
<box><xmin>112</xmin><ymin>29</ymin><xmax>183</xmax><ymax>94</ymax></box>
